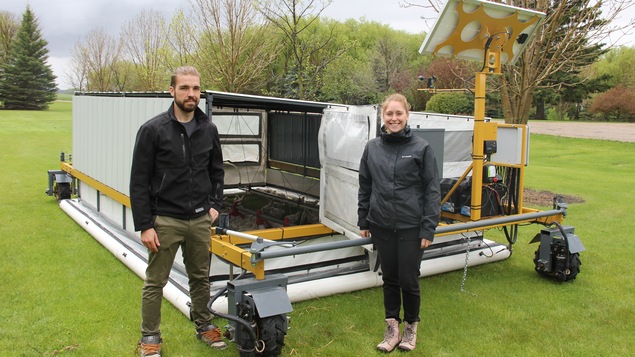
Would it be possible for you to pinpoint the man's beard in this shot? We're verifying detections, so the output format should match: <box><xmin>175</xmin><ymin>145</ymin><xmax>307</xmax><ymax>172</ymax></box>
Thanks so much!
<box><xmin>175</xmin><ymin>97</ymin><xmax>198</xmax><ymax>112</ymax></box>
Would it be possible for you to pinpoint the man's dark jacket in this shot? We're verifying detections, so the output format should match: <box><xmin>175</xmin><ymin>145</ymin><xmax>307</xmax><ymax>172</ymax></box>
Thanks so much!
<box><xmin>130</xmin><ymin>104</ymin><xmax>224</xmax><ymax>232</ymax></box>
<box><xmin>357</xmin><ymin>126</ymin><xmax>440</xmax><ymax>241</ymax></box>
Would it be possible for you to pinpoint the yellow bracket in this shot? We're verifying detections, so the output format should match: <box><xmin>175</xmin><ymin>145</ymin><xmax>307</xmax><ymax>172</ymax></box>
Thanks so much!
<box><xmin>210</xmin><ymin>237</ymin><xmax>265</xmax><ymax>280</ymax></box>
<box><xmin>433</xmin><ymin>1</ymin><xmax>542</xmax><ymax>65</ymax></box>
<box><xmin>210</xmin><ymin>223</ymin><xmax>337</xmax><ymax>280</ymax></box>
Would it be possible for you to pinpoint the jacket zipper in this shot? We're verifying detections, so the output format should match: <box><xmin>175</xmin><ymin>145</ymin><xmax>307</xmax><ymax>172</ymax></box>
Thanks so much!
<box><xmin>391</xmin><ymin>143</ymin><xmax>400</xmax><ymax>228</ymax></box>
<box><xmin>181</xmin><ymin>133</ymin><xmax>186</xmax><ymax>160</ymax></box>
<box><xmin>181</xmin><ymin>132</ymin><xmax>194</xmax><ymax>213</ymax></box>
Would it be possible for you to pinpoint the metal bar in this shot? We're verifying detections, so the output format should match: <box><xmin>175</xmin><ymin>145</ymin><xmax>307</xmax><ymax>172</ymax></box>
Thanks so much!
<box><xmin>251</xmin><ymin>209</ymin><xmax>564</xmax><ymax>263</ymax></box>
<box><xmin>214</xmin><ymin>227</ymin><xmax>294</xmax><ymax>248</ymax></box>
<box><xmin>436</xmin><ymin>209</ymin><xmax>564</xmax><ymax>234</ymax></box>
<box><xmin>252</xmin><ymin>237</ymin><xmax>372</xmax><ymax>263</ymax></box>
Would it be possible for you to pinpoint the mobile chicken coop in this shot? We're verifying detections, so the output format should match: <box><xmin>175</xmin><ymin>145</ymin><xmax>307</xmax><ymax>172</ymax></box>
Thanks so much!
<box><xmin>45</xmin><ymin>1</ymin><xmax>584</xmax><ymax>355</ymax></box>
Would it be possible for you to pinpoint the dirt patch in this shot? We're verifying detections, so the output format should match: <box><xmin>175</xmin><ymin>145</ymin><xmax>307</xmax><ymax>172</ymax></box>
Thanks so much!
<box><xmin>523</xmin><ymin>188</ymin><xmax>584</xmax><ymax>207</ymax></box>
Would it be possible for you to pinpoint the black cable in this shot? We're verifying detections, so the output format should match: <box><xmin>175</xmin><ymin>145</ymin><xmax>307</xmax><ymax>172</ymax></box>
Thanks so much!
<box><xmin>502</xmin><ymin>167</ymin><xmax>519</xmax><ymax>245</ymax></box>
<box><xmin>206</xmin><ymin>271</ymin><xmax>262</xmax><ymax>353</ymax></box>
<box><xmin>551</xmin><ymin>221</ymin><xmax>571</xmax><ymax>273</ymax></box>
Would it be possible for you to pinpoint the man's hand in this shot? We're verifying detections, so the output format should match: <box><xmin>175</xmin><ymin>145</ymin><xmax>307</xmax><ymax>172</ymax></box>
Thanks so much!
<box><xmin>209</xmin><ymin>207</ymin><xmax>219</xmax><ymax>223</ymax></box>
<box><xmin>420</xmin><ymin>238</ymin><xmax>432</xmax><ymax>249</ymax></box>
<box><xmin>141</xmin><ymin>228</ymin><xmax>160</xmax><ymax>253</ymax></box>
<box><xmin>360</xmin><ymin>229</ymin><xmax>370</xmax><ymax>238</ymax></box>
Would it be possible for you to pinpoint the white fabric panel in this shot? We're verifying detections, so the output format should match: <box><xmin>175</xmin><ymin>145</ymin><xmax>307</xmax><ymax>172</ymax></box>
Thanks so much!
<box><xmin>223</xmin><ymin>144</ymin><xmax>259</xmax><ymax>162</ymax></box>
<box><xmin>318</xmin><ymin>105</ymin><xmax>478</xmax><ymax>238</ymax></box>
<box><xmin>320</xmin><ymin>165</ymin><xmax>362</xmax><ymax>237</ymax></box>
<box><xmin>318</xmin><ymin>106</ymin><xmax>377</xmax><ymax>171</ymax></box>
<box><xmin>214</xmin><ymin>113</ymin><xmax>261</xmax><ymax>136</ymax></box>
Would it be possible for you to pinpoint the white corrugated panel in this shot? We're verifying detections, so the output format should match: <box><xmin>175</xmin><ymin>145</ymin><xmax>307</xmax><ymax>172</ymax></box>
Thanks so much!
<box><xmin>72</xmin><ymin>95</ymin><xmax>189</xmax><ymax>196</ymax></box>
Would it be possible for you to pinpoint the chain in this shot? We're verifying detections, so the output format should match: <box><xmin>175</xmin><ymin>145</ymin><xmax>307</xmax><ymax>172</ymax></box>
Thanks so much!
<box><xmin>460</xmin><ymin>235</ymin><xmax>477</xmax><ymax>297</ymax></box>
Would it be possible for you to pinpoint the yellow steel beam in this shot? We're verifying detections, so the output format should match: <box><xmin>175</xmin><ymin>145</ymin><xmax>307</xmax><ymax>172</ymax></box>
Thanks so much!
<box><xmin>210</xmin><ymin>223</ymin><xmax>337</xmax><ymax>280</ymax></box>
<box><xmin>212</xmin><ymin>224</ymin><xmax>336</xmax><ymax>245</ymax></box>
<box><xmin>61</xmin><ymin>162</ymin><xmax>131</xmax><ymax>207</ymax></box>
<box><xmin>210</xmin><ymin>237</ymin><xmax>265</xmax><ymax>279</ymax></box>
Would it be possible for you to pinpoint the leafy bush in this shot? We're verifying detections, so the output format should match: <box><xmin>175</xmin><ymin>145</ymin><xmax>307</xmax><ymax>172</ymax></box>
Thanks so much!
<box><xmin>425</xmin><ymin>92</ymin><xmax>473</xmax><ymax>115</ymax></box>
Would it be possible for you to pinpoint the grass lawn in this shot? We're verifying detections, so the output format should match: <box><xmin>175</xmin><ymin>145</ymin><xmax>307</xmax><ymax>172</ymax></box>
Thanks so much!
<box><xmin>1</xmin><ymin>102</ymin><xmax>634</xmax><ymax>356</ymax></box>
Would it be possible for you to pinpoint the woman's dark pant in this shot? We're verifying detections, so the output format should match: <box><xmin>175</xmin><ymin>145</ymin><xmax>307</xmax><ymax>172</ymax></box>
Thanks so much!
<box><xmin>371</xmin><ymin>226</ymin><xmax>425</xmax><ymax>324</ymax></box>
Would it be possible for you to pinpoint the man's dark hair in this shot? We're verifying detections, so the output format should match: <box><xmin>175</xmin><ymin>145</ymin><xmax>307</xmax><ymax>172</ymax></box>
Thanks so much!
<box><xmin>170</xmin><ymin>66</ymin><xmax>201</xmax><ymax>87</ymax></box>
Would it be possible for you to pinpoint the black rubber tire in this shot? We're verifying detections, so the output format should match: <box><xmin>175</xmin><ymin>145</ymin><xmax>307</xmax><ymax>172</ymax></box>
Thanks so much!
<box><xmin>258</xmin><ymin>314</ymin><xmax>287</xmax><ymax>357</ymax></box>
<box><xmin>533</xmin><ymin>249</ymin><xmax>581</xmax><ymax>282</ymax></box>
<box><xmin>54</xmin><ymin>182</ymin><xmax>71</xmax><ymax>200</ymax></box>
<box><xmin>563</xmin><ymin>252</ymin><xmax>581</xmax><ymax>282</ymax></box>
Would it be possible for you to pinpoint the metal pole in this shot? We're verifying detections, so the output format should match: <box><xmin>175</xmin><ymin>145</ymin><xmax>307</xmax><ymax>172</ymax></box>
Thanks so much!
<box><xmin>436</xmin><ymin>209</ymin><xmax>564</xmax><ymax>234</ymax></box>
<box><xmin>252</xmin><ymin>237</ymin><xmax>372</xmax><ymax>263</ymax></box>
<box><xmin>248</xmin><ymin>209</ymin><xmax>564</xmax><ymax>263</ymax></box>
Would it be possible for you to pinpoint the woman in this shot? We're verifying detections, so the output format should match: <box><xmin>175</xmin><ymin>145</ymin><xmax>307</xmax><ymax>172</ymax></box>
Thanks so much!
<box><xmin>357</xmin><ymin>93</ymin><xmax>441</xmax><ymax>353</ymax></box>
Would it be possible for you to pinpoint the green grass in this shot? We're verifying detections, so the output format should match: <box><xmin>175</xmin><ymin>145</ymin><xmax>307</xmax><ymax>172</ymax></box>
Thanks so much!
<box><xmin>1</xmin><ymin>103</ymin><xmax>634</xmax><ymax>356</ymax></box>
<box><xmin>56</xmin><ymin>93</ymin><xmax>73</xmax><ymax>102</ymax></box>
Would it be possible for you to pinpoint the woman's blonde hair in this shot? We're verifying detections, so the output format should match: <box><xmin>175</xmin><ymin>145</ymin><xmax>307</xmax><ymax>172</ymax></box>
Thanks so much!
<box><xmin>381</xmin><ymin>93</ymin><xmax>411</xmax><ymax>115</ymax></box>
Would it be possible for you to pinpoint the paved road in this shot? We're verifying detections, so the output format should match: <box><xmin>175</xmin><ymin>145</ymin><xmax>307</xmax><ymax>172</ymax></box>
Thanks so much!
<box><xmin>525</xmin><ymin>121</ymin><xmax>635</xmax><ymax>143</ymax></box>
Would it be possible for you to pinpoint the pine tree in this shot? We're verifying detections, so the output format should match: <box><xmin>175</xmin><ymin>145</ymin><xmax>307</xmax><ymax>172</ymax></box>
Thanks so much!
<box><xmin>0</xmin><ymin>6</ymin><xmax>56</xmax><ymax>110</ymax></box>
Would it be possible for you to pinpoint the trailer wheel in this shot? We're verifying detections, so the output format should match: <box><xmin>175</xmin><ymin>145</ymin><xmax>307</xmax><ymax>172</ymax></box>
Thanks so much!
<box><xmin>533</xmin><ymin>249</ymin><xmax>550</xmax><ymax>278</ymax></box>
<box><xmin>54</xmin><ymin>182</ymin><xmax>71</xmax><ymax>201</ymax></box>
<box><xmin>258</xmin><ymin>314</ymin><xmax>286</xmax><ymax>356</ymax></box>
<box><xmin>563</xmin><ymin>252</ymin><xmax>581</xmax><ymax>282</ymax></box>
<box><xmin>533</xmin><ymin>249</ymin><xmax>581</xmax><ymax>282</ymax></box>
<box><xmin>237</xmin><ymin>314</ymin><xmax>286</xmax><ymax>357</ymax></box>
<box><xmin>237</xmin><ymin>323</ymin><xmax>257</xmax><ymax>357</ymax></box>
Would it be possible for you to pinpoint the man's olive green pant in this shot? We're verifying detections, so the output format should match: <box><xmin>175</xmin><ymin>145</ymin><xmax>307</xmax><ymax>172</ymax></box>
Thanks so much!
<box><xmin>141</xmin><ymin>214</ymin><xmax>212</xmax><ymax>336</ymax></box>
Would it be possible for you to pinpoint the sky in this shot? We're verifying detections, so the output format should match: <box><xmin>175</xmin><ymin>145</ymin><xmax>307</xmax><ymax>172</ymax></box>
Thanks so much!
<box><xmin>3</xmin><ymin>0</ymin><xmax>634</xmax><ymax>89</ymax></box>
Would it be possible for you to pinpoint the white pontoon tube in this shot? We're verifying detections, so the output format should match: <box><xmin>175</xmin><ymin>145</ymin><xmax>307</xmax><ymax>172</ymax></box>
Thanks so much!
<box><xmin>61</xmin><ymin>198</ymin><xmax>510</xmax><ymax>318</ymax></box>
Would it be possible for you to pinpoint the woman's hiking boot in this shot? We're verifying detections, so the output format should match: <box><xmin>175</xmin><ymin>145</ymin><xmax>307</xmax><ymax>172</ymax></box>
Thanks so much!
<box><xmin>376</xmin><ymin>318</ymin><xmax>401</xmax><ymax>353</ymax></box>
<box><xmin>398</xmin><ymin>321</ymin><xmax>418</xmax><ymax>352</ymax></box>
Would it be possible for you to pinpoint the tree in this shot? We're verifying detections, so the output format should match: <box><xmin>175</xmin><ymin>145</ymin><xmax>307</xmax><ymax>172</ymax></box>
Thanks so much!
<box><xmin>67</xmin><ymin>41</ymin><xmax>89</xmax><ymax>91</ymax></box>
<box><xmin>189</xmin><ymin>0</ymin><xmax>280</xmax><ymax>93</ymax></box>
<box><xmin>320</xmin><ymin>52</ymin><xmax>378</xmax><ymax>104</ymax></box>
<box><xmin>256</xmin><ymin>0</ymin><xmax>348</xmax><ymax>100</ymax></box>
<box><xmin>0</xmin><ymin>11</ymin><xmax>19</xmax><ymax>68</ymax></box>
<box><xmin>592</xmin><ymin>46</ymin><xmax>635</xmax><ymax>88</ymax></box>
<box><xmin>423</xmin><ymin>57</ymin><xmax>478</xmax><ymax>90</ymax></box>
<box><xmin>403</xmin><ymin>0</ymin><xmax>635</xmax><ymax>124</ymax></box>
<box><xmin>120</xmin><ymin>10</ymin><xmax>170</xmax><ymax>91</ymax></box>
<box><xmin>589</xmin><ymin>85</ymin><xmax>635</xmax><ymax>121</ymax></box>
<box><xmin>372</xmin><ymin>32</ymin><xmax>409</xmax><ymax>93</ymax></box>
<box><xmin>500</xmin><ymin>0</ymin><xmax>613</xmax><ymax>123</ymax></box>
<box><xmin>165</xmin><ymin>9</ymin><xmax>197</xmax><ymax>68</ymax></box>
<box><xmin>0</xmin><ymin>6</ymin><xmax>56</xmax><ymax>110</ymax></box>
<box><xmin>69</xmin><ymin>28</ymin><xmax>121</xmax><ymax>91</ymax></box>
